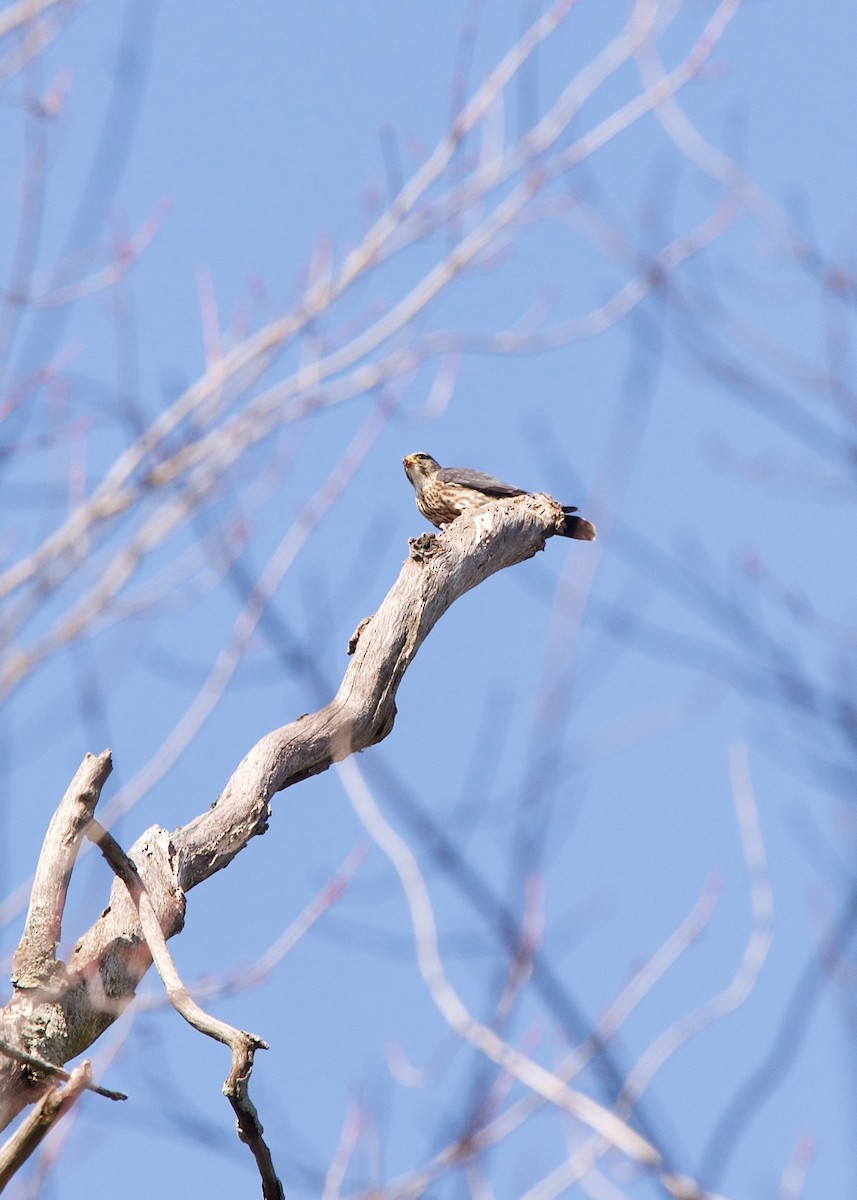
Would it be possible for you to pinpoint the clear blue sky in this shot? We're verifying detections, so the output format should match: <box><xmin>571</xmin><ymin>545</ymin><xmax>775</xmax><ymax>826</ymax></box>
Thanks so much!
<box><xmin>2</xmin><ymin>2</ymin><xmax>855</xmax><ymax>1197</ymax></box>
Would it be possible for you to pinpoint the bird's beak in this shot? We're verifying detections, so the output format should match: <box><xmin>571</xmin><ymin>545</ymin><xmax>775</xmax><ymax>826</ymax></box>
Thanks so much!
<box><xmin>402</xmin><ymin>455</ymin><xmax>413</xmax><ymax>468</ymax></box>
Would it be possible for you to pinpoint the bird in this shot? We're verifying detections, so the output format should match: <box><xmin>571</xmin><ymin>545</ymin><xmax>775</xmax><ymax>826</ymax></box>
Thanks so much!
<box><xmin>402</xmin><ymin>452</ymin><xmax>596</xmax><ymax>540</ymax></box>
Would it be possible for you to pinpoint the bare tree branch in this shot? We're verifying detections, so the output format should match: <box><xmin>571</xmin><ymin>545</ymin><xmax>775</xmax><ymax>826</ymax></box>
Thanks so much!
<box><xmin>0</xmin><ymin>494</ymin><xmax>581</xmax><ymax>1137</ymax></box>
<box><xmin>85</xmin><ymin>818</ymin><xmax>282</xmax><ymax>1200</ymax></box>
<box><xmin>171</xmin><ymin>493</ymin><xmax>575</xmax><ymax>891</ymax></box>
<box><xmin>0</xmin><ymin>1060</ymin><xmax>90</xmax><ymax>1191</ymax></box>
<box><xmin>11</xmin><ymin>750</ymin><xmax>113</xmax><ymax>990</ymax></box>
<box><xmin>1</xmin><ymin>823</ymin><xmax>184</xmax><ymax>1129</ymax></box>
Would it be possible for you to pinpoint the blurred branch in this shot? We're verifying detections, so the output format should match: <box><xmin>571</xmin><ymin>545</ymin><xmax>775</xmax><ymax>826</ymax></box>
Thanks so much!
<box><xmin>134</xmin><ymin>846</ymin><xmax>365</xmax><ymax>1011</ymax></box>
<box><xmin>616</xmin><ymin>744</ymin><xmax>772</xmax><ymax>1116</ymax></box>
<box><xmin>0</xmin><ymin>0</ymin><xmax>741</xmax><ymax>703</ymax></box>
<box><xmin>524</xmin><ymin>745</ymin><xmax>771</xmax><ymax>1200</ymax></box>
<box><xmin>337</xmin><ymin>755</ymin><xmax>710</xmax><ymax>1199</ymax></box>
<box><xmin>777</xmin><ymin>1136</ymin><xmax>815</xmax><ymax>1200</ymax></box>
<box><xmin>30</xmin><ymin>203</ymin><xmax>168</xmax><ymax>309</ymax></box>
<box><xmin>698</xmin><ymin>881</ymin><xmax>857</xmax><ymax>1190</ymax></box>
<box><xmin>323</xmin><ymin>1101</ymin><xmax>362</xmax><ymax>1200</ymax></box>
<box><xmin>347</xmin><ymin>879</ymin><xmax>721</xmax><ymax>1200</ymax></box>
<box><xmin>0</xmin><ymin>0</ymin><xmax>71</xmax><ymax>41</ymax></box>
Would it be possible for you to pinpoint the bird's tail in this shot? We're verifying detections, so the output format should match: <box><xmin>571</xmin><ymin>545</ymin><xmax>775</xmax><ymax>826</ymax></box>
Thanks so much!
<box><xmin>560</xmin><ymin>506</ymin><xmax>596</xmax><ymax>541</ymax></box>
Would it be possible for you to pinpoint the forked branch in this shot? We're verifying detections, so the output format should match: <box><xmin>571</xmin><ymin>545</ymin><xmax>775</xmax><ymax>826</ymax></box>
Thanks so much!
<box><xmin>0</xmin><ymin>494</ymin><xmax>575</xmax><ymax>1150</ymax></box>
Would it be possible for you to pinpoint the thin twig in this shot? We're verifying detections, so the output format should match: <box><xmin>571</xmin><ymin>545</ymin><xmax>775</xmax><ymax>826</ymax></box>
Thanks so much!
<box><xmin>84</xmin><ymin>819</ymin><xmax>283</xmax><ymax>1200</ymax></box>
<box><xmin>0</xmin><ymin>1061</ymin><xmax>91</xmax><ymax>1190</ymax></box>
<box><xmin>616</xmin><ymin>743</ymin><xmax>772</xmax><ymax>1113</ymax></box>
<box><xmin>0</xmin><ymin>0</ymin><xmax>741</xmax><ymax>701</ymax></box>
<box><xmin>336</xmin><ymin>757</ymin><xmax>676</xmax><ymax>1180</ymax></box>
<box><xmin>0</xmin><ymin>1039</ymin><xmax>126</xmax><ymax>1102</ymax></box>
<box><xmin>0</xmin><ymin>0</ymin><xmax>70</xmax><ymax>41</ymax></box>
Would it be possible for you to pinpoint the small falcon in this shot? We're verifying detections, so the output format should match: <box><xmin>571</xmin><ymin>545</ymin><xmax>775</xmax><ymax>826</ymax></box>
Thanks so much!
<box><xmin>402</xmin><ymin>452</ymin><xmax>596</xmax><ymax>540</ymax></box>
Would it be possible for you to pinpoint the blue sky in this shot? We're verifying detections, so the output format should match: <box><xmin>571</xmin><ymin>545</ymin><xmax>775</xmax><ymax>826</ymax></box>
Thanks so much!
<box><xmin>2</xmin><ymin>1</ymin><xmax>856</xmax><ymax>1197</ymax></box>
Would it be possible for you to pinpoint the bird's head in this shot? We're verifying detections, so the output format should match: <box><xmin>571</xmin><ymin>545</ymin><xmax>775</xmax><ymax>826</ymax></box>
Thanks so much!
<box><xmin>402</xmin><ymin>452</ymin><xmax>441</xmax><ymax>488</ymax></box>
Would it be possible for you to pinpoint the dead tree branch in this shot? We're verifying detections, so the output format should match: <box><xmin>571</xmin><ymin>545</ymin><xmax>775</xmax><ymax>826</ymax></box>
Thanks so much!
<box><xmin>0</xmin><ymin>495</ymin><xmax>577</xmax><ymax>1145</ymax></box>
<box><xmin>170</xmin><ymin>492</ymin><xmax>573</xmax><ymax>891</ymax></box>
<box><xmin>11</xmin><ymin>750</ymin><xmax>113</xmax><ymax>991</ymax></box>
<box><xmin>0</xmin><ymin>1040</ymin><xmax>125</xmax><ymax>1103</ymax></box>
<box><xmin>0</xmin><ymin>1061</ymin><xmax>91</xmax><ymax>1190</ymax></box>
<box><xmin>85</xmin><ymin>818</ymin><xmax>281</xmax><ymax>1200</ymax></box>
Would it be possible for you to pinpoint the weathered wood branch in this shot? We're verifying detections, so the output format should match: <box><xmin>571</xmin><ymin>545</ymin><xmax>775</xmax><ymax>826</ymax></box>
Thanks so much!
<box><xmin>86</xmin><ymin>819</ymin><xmax>282</xmax><ymax>1199</ymax></box>
<box><xmin>11</xmin><ymin>751</ymin><xmax>113</xmax><ymax>991</ymax></box>
<box><xmin>0</xmin><ymin>494</ymin><xmax>576</xmax><ymax>1137</ymax></box>
<box><xmin>0</xmin><ymin>1040</ymin><xmax>125</xmax><ymax>1103</ymax></box>
<box><xmin>0</xmin><ymin>1061</ymin><xmax>92</xmax><ymax>1190</ymax></box>
<box><xmin>172</xmin><ymin>493</ymin><xmax>571</xmax><ymax>889</ymax></box>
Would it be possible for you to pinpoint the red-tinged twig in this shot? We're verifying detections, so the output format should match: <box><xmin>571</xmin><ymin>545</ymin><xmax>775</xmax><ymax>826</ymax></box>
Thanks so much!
<box><xmin>322</xmin><ymin>1100</ymin><xmax>363</xmax><ymax>1200</ymax></box>
<box><xmin>0</xmin><ymin>0</ymin><xmax>71</xmax><ymax>40</ymax></box>
<box><xmin>29</xmin><ymin>203</ymin><xmax>168</xmax><ymax>309</ymax></box>
<box><xmin>135</xmin><ymin>845</ymin><xmax>365</xmax><ymax>1010</ymax></box>
<box><xmin>777</xmin><ymin>1135</ymin><xmax>815</xmax><ymax>1200</ymax></box>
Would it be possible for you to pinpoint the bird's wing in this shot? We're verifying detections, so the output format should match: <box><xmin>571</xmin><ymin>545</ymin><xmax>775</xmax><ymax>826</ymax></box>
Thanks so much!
<box><xmin>437</xmin><ymin>466</ymin><xmax>524</xmax><ymax>497</ymax></box>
